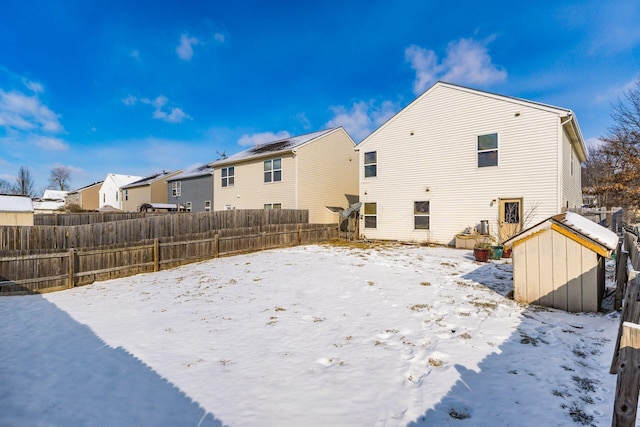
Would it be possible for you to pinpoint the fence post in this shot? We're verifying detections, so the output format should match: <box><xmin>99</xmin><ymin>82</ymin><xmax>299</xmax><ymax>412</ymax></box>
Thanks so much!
<box><xmin>612</xmin><ymin>275</ymin><xmax>640</xmax><ymax>374</ymax></box>
<box><xmin>153</xmin><ymin>238</ymin><xmax>159</xmax><ymax>272</ymax></box>
<box><xmin>297</xmin><ymin>224</ymin><xmax>302</xmax><ymax>245</ymax></box>
<box><xmin>612</xmin><ymin>322</ymin><xmax>640</xmax><ymax>427</ymax></box>
<box><xmin>616</xmin><ymin>250</ymin><xmax>630</xmax><ymax>311</ymax></box>
<box><xmin>214</xmin><ymin>233</ymin><xmax>219</xmax><ymax>258</ymax></box>
<box><xmin>68</xmin><ymin>248</ymin><xmax>76</xmax><ymax>289</ymax></box>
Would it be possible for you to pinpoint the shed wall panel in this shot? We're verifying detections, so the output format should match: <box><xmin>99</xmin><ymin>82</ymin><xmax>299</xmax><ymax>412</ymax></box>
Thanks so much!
<box><xmin>525</xmin><ymin>236</ymin><xmax>541</xmax><ymax>304</ymax></box>
<box><xmin>566</xmin><ymin>238</ymin><xmax>583</xmax><ymax>312</ymax></box>
<box><xmin>552</xmin><ymin>232</ymin><xmax>568</xmax><ymax>310</ymax></box>
<box><xmin>538</xmin><ymin>230</ymin><xmax>555</xmax><ymax>307</ymax></box>
<box><xmin>513</xmin><ymin>243</ymin><xmax>527</xmax><ymax>303</ymax></box>
<box><xmin>581</xmin><ymin>246</ymin><xmax>599</xmax><ymax>312</ymax></box>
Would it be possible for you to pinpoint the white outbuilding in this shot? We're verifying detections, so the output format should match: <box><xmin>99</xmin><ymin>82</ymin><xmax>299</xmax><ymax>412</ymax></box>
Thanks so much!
<box><xmin>503</xmin><ymin>212</ymin><xmax>618</xmax><ymax>313</ymax></box>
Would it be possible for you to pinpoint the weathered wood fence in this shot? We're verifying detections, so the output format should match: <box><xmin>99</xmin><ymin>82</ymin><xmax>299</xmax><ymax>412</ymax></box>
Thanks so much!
<box><xmin>611</xmin><ymin>226</ymin><xmax>640</xmax><ymax>426</ymax></box>
<box><xmin>0</xmin><ymin>223</ymin><xmax>336</xmax><ymax>295</ymax></box>
<box><xmin>2</xmin><ymin>209</ymin><xmax>309</xmax><ymax>251</ymax></box>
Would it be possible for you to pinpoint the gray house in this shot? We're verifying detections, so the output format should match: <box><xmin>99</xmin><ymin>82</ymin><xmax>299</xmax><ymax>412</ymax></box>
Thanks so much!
<box><xmin>166</xmin><ymin>164</ymin><xmax>215</xmax><ymax>213</ymax></box>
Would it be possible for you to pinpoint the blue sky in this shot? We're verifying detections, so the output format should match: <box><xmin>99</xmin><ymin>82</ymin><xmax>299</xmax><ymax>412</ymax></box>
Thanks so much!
<box><xmin>1</xmin><ymin>0</ymin><xmax>639</xmax><ymax>192</ymax></box>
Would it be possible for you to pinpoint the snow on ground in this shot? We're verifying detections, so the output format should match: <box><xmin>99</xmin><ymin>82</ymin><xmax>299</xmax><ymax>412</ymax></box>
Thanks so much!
<box><xmin>0</xmin><ymin>243</ymin><xmax>619</xmax><ymax>426</ymax></box>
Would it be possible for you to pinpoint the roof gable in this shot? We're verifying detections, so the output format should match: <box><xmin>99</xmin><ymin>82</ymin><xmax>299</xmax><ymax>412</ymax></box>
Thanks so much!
<box><xmin>357</xmin><ymin>82</ymin><xmax>587</xmax><ymax>161</ymax></box>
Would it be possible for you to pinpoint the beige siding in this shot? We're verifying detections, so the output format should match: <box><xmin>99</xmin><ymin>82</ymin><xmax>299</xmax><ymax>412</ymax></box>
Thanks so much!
<box><xmin>150</xmin><ymin>179</ymin><xmax>170</xmax><ymax>204</ymax></box>
<box><xmin>296</xmin><ymin>128</ymin><xmax>358</xmax><ymax>223</ymax></box>
<box><xmin>0</xmin><ymin>212</ymin><xmax>33</xmax><ymax>226</ymax></box>
<box><xmin>359</xmin><ymin>84</ymin><xmax>563</xmax><ymax>245</ymax></box>
<box><xmin>214</xmin><ymin>154</ymin><xmax>297</xmax><ymax>211</ymax></box>
<box><xmin>561</xmin><ymin>127</ymin><xmax>583</xmax><ymax>210</ymax></box>
<box><xmin>121</xmin><ymin>186</ymin><xmax>150</xmax><ymax>212</ymax></box>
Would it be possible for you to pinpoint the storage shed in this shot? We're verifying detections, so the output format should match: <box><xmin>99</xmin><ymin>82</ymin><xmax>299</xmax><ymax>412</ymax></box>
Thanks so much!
<box><xmin>503</xmin><ymin>212</ymin><xmax>618</xmax><ymax>313</ymax></box>
<box><xmin>0</xmin><ymin>194</ymin><xmax>34</xmax><ymax>226</ymax></box>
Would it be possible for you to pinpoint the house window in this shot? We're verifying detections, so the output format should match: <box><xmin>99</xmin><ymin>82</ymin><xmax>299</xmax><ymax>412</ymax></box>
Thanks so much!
<box><xmin>222</xmin><ymin>167</ymin><xmax>234</xmax><ymax>187</ymax></box>
<box><xmin>364</xmin><ymin>202</ymin><xmax>377</xmax><ymax>228</ymax></box>
<box><xmin>125</xmin><ymin>189</ymin><xmax>129</xmax><ymax>201</ymax></box>
<box><xmin>264</xmin><ymin>203</ymin><xmax>282</xmax><ymax>209</ymax></box>
<box><xmin>224</xmin><ymin>204</ymin><xmax>233</xmax><ymax>210</ymax></box>
<box><xmin>478</xmin><ymin>133</ymin><xmax>498</xmax><ymax>167</ymax></box>
<box><xmin>264</xmin><ymin>159</ymin><xmax>282</xmax><ymax>183</ymax></box>
<box><xmin>414</xmin><ymin>201</ymin><xmax>430</xmax><ymax>229</ymax></box>
<box><xmin>204</xmin><ymin>200</ymin><xmax>211</xmax><ymax>211</ymax></box>
<box><xmin>185</xmin><ymin>202</ymin><xmax>192</xmax><ymax>212</ymax></box>
<box><xmin>171</xmin><ymin>181</ymin><xmax>181</xmax><ymax>197</ymax></box>
<box><xmin>364</xmin><ymin>151</ymin><xmax>377</xmax><ymax>177</ymax></box>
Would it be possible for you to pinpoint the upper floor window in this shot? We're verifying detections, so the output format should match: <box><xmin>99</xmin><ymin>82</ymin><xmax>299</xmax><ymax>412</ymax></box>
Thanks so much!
<box><xmin>125</xmin><ymin>189</ymin><xmax>129</xmax><ymax>201</ymax></box>
<box><xmin>222</xmin><ymin>167</ymin><xmax>235</xmax><ymax>187</ymax></box>
<box><xmin>264</xmin><ymin>158</ymin><xmax>282</xmax><ymax>182</ymax></box>
<box><xmin>414</xmin><ymin>201</ymin><xmax>430</xmax><ymax>230</ymax></box>
<box><xmin>477</xmin><ymin>133</ymin><xmax>498</xmax><ymax>167</ymax></box>
<box><xmin>364</xmin><ymin>151</ymin><xmax>377</xmax><ymax>177</ymax></box>
<box><xmin>171</xmin><ymin>181</ymin><xmax>181</xmax><ymax>197</ymax></box>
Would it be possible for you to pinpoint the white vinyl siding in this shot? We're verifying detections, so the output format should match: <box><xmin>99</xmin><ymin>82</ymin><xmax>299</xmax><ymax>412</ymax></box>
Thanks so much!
<box><xmin>358</xmin><ymin>83</ymin><xmax>566</xmax><ymax>244</ymax></box>
<box><xmin>561</xmin><ymin>127</ymin><xmax>583</xmax><ymax>210</ymax></box>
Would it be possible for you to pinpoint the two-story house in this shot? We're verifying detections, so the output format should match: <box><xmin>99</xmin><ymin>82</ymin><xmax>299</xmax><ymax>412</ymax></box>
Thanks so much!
<box><xmin>210</xmin><ymin>127</ymin><xmax>358</xmax><ymax>224</ymax></box>
<box><xmin>166</xmin><ymin>164</ymin><xmax>215</xmax><ymax>213</ymax></box>
<box><xmin>120</xmin><ymin>170</ymin><xmax>183</xmax><ymax>212</ymax></box>
<box><xmin>356</xmin><ymin>81</ymin><xmax>588</xmax><ymax>245</ymax></box>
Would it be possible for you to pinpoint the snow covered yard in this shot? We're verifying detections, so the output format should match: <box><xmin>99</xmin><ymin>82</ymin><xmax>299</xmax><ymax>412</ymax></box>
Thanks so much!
<box><xmin>0</xmin><ymin>243</ymin><xmax>619</xmax><ymax>426</ymax></box>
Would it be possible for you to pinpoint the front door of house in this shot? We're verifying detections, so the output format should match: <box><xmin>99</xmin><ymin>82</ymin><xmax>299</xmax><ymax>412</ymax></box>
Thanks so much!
<box><xmin>499</xmin><ymin>198</ymin><xmax>523</xmax><ymax>242</ymax></box>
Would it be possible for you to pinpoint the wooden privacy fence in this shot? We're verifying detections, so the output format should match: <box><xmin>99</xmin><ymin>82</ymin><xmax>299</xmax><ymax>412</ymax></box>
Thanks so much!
<box><xmin>2</xmin><ymin>209</ymin><xmax>309</xmax><ymax>252</ymax></box>
<box><xmin>0</xmin><ymin>223</ymin><xmax>336</xmax><ymax>295</ymax></box>
<box><xmin>611</xmin><ymin>227</ymin><xmax>640</xmax><ymax>426</ymax></box>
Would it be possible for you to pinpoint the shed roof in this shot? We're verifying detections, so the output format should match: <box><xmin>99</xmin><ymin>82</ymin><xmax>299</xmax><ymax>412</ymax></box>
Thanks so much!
<box><xmin>0</xmin><ymin>194</ymin><xmax>34</xmax><ymax>213</ymax></box>
<box><xmin>503</xmin><ymin>212</ymin><xmax>618</xmax><ymax>257</ymax></box>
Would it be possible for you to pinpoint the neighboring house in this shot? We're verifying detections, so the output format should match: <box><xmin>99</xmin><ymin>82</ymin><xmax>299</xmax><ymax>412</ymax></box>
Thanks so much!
<box><xmin>33</xmin><ymin>189</ymin><xmax>68</xmax><ymax>213</ymax></box>
<box><xmin>66</xmin><ymin>181</ymin><xmax>103</xmax><ymax>211</ymax></box>
<box><xmin>0</xmin><ymin>194</ymin><xmax>34</xmax><ymax>225</ymax></box>
<box><xmin>356</xmin><ymin>81</ymin><xmax>588</xmax><ymax>245</ymax></box>
<box><xmin>210</xmin><ymin>127</ymin><xmax>358</xmax><ymax>224</ymax></box>
<box><xmin>166</xmin><ymin>164</ymin><xmax>215</xmax><ymax>213</ymax></box>
<box><xmin>98</xmin><ymin>174</ymin><xmax>143</xmax><ymax>210</ymax></box>
<box><xmin>42</xmin><ymin>190</ymin><xmax>68</xmax><ymax>201</ymax></box>
<box><xmin>120</xmin><ymin>170</ymin><xmax>183</xmax><ymax>212</ymax></box>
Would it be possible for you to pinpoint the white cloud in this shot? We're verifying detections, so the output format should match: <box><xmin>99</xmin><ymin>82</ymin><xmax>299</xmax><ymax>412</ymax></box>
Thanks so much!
<box><xmin>405</xmin><ymin>37</ymin><xmax>506</xmax><ymax>95</ymax></box>
<box><xmin>593</xmin><ymin>77</ymin><xmax>639</xmax><ymax>104</ymax></box>
<box><xmin>296</xmin><ymin>113</ymin><xmax>311</xmax><ymax>130</ymax></box>
<box><xmin>0</xmin><ymin>89</ymin><xmax>63</xmax><ymax>133</ymax></box>
<box><xmin>122</xmin><ymin>95</ymin><xmax>137</xmax><ymax>106</ymax></box>
<box><xmin>326</xmin><ymin>100</ymin><xmax>398</xmax><ymax>142</ymax></box>
<box><xmin>130</xmin><ymin>50</ymin><xmax>141</xmax><ymax>61</ymax></box>
<box><xmin>238</xmin><ymin>131</ymin><xmax>290</xmax><ymax>147</ymax></box>
<box><xmin>176</xmin><ymin>34</ymin><xmax>200</xmax><ymax>61</ymax></box>
<box><xmin>214</xmin><ymin>33</ymin><xmax>225</xmax><ymax>43</ymax></box>
<box><xmin>130</xmin><ymin>95</ymin><xmax>191</xmax><ymax>123</ymax></box>
<box><xmin>32</xmin><ymin>135</ymin><xmax>69</xmax><ymax>151</ymax></box>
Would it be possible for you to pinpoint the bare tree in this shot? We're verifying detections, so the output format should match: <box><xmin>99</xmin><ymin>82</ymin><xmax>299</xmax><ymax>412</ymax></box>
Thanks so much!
<box><xmin>48</xmin><ymin>166</ymin><xmax>72</xmax><ymax>191</ymax></box>
<box><xmin>0</xmin><ymin>178</ymin><xmax>13</xmax><ymax>194</ymax></box>
<box><xmin>14</xmin><ymin>166</ymin><xmax>35</xmax><ymax>196</ymax></box>
<box><xmin>584</xmin><ymin>78</ymin><xmax>640</xmax><ymax>210</ymax></box>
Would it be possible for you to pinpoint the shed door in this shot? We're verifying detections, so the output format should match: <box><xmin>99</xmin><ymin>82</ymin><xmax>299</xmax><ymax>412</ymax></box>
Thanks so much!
<box><xmin>499</xmin><ymin>198</ymin><xmax>523</xmax><ymax>242</ymax></box>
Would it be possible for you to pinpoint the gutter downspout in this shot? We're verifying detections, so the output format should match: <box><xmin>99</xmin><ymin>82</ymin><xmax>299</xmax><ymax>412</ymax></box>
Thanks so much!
<box><xmin>292</xmin><ymin>149</ymin><xmax>299</xmax><ymax>209</ymax></box>
<box><xmin>557</xmin><ymin>116</ymin><xmax>564</xmax><ymax>212</ymax></box>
